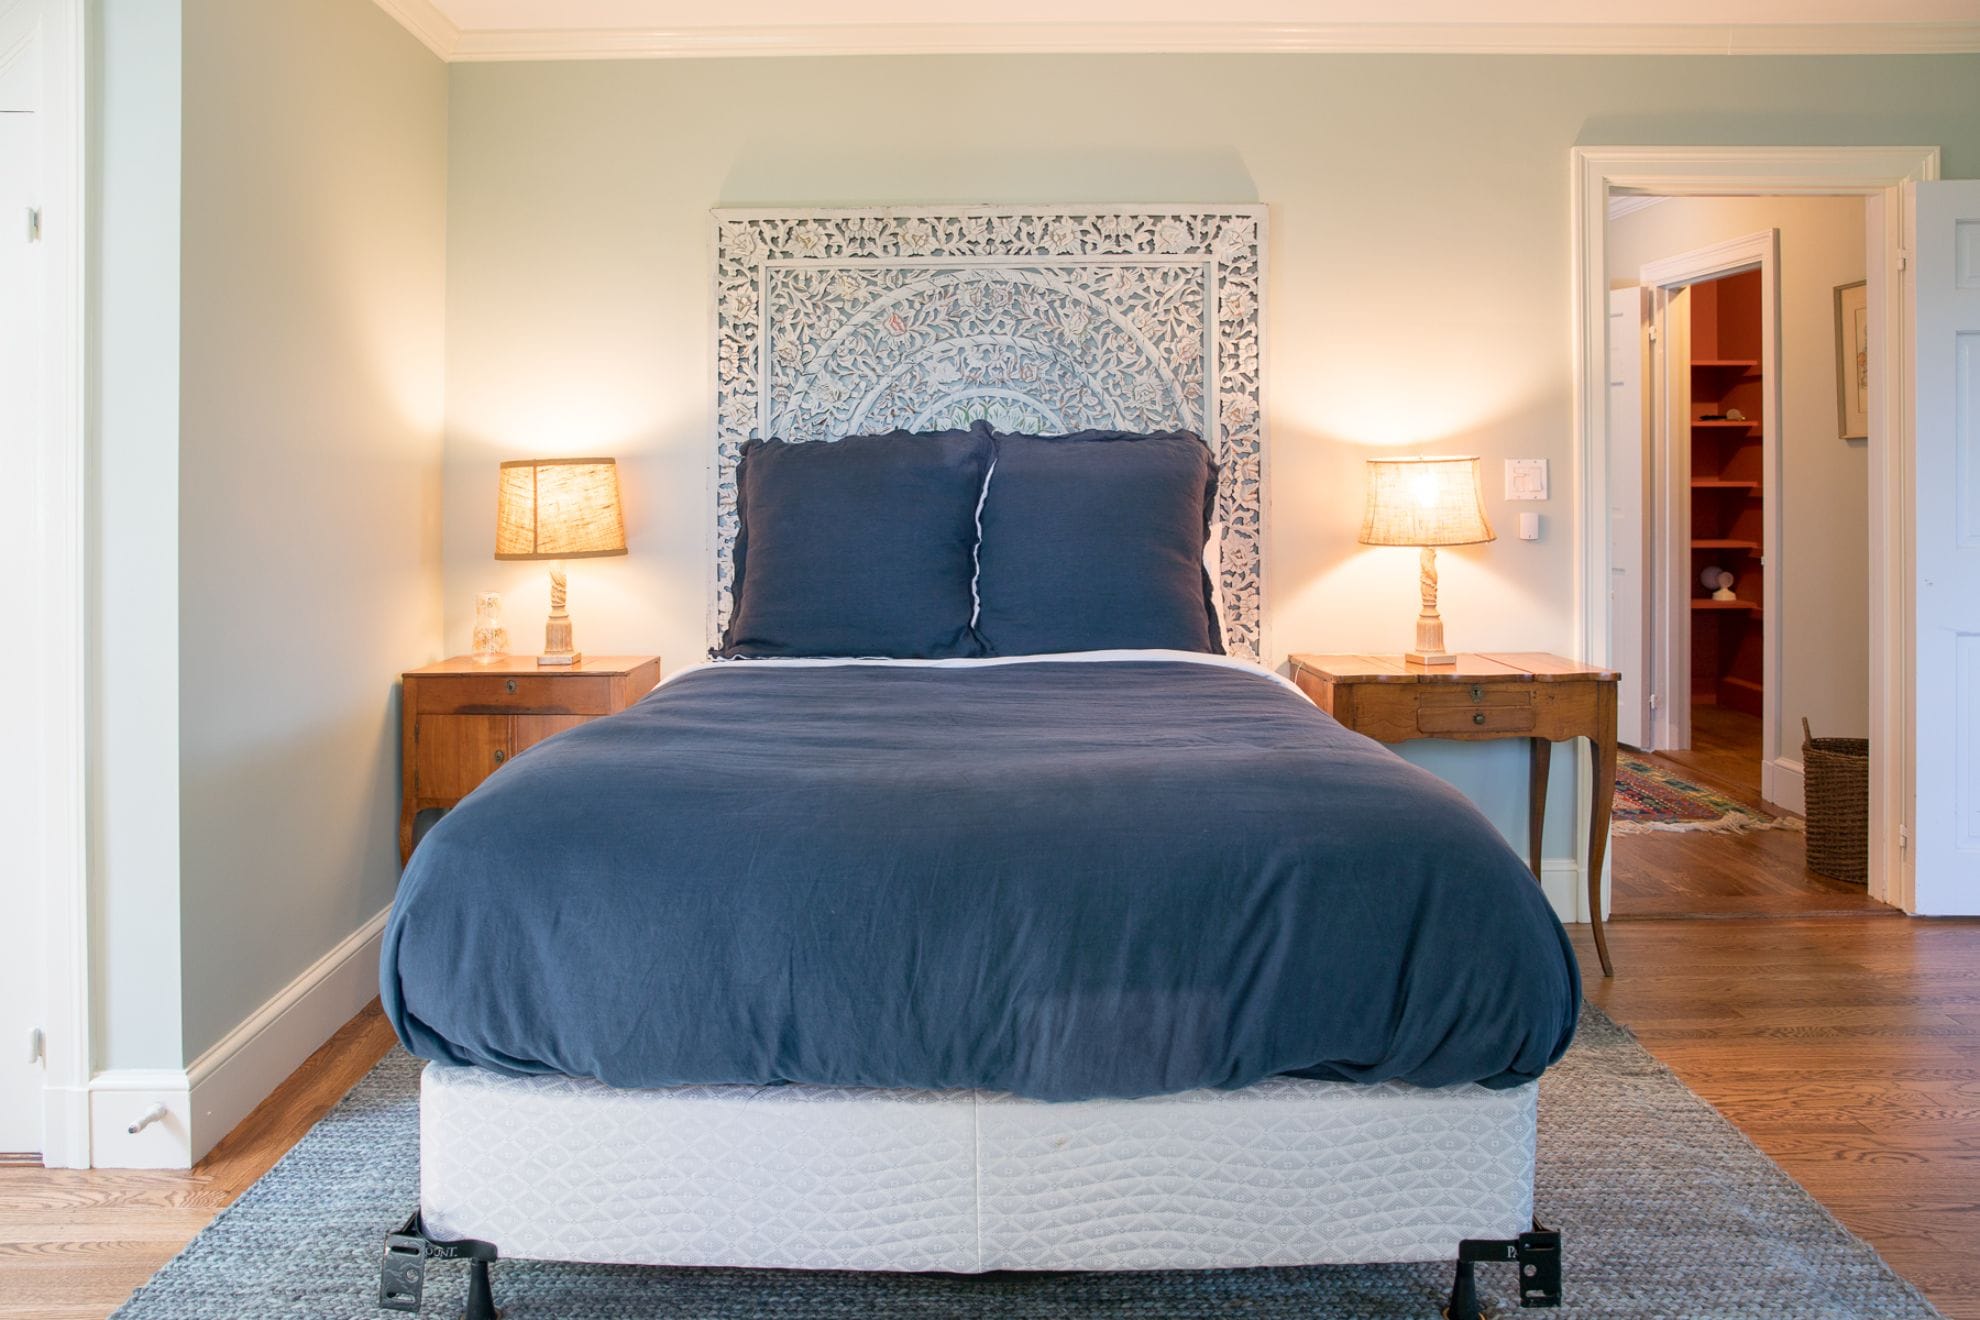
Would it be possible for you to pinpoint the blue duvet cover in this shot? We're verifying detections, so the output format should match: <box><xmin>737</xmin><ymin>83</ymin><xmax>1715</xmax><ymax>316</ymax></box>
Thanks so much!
<box><xmin>382</xmin><ymin>655</ymin><xmax>1579</xmax><ymax>1099</ymax></box>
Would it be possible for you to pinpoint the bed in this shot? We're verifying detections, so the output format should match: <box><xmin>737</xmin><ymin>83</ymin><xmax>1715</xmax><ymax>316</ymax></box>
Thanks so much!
<box><xmin>375</xmin><ymin>207</ymin><xmax>1580</xmax><ymax>1318</ymax></box>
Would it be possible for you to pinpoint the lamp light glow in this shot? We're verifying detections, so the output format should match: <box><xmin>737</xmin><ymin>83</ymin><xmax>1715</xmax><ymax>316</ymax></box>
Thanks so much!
<box><xmin>1359</xmin><ymin>456</ymin><xmax>1495</xmax><ymax>665</ymax></box>
<box><xmin>494</xmin><ymin>457</ymin><xmax>627</xmax><ymax>666</ymax></box>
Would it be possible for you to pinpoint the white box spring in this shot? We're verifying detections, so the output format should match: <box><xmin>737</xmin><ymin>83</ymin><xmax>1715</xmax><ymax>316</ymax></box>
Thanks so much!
<box><xmin>421</xmin><ymin>1065</ymin><xmax>1536</xmax><ymax>1273</ymax></box>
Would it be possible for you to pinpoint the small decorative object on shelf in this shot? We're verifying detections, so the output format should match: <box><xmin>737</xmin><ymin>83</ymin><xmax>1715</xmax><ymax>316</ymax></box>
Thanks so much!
<box><xmin>471</xmin><ymin>592</ymin><xmax>508</xmax><ymax>660</ymax></box>
<box><xmin>1724</xmin><ymin>407</ymin><xmax>1747</xmax><ymax>421</ymax></box>
<box><xmin>495</xmin><ymin>457</ymin><xmax>629</xmax><ymax>666</ymax></box>
<box><xmin>1359</xmin><ymin>456</ymin><xmax>1496</xmax><ymax>666</ymax></box>
<box><xmin>1699</xmin><ymin>567</ymin><xmax>1737</xmax><ymax>601</ymax></box>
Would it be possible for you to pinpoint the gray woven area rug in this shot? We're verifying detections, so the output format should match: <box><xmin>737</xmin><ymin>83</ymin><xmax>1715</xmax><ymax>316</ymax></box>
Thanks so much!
<box><xmin>112</xmin><ymin>1006</ymin><xmax>1940</xmax><ymax>1319</ymax></box>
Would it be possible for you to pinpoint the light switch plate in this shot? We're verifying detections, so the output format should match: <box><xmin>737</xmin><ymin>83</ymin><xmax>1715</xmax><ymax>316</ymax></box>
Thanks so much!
<box><xmin>1505</xmin><ymin>458</ymin><xmax>1548</xmax><ymax>501</ymax></box>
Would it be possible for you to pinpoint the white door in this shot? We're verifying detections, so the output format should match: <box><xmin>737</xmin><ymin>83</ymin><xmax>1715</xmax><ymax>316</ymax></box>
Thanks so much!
<box><xmin>0</xmin><ymin>98</ymin><xmax>45</xmax><ymax>1154</ymax></box>
<box><xmin>1608</xmin><ymin>287</ymin><xmax>1650</xmax><ymax>747</ymax></box>
<box><xmin>1911</xmin><ymin>180</ymin><xmax>1980</xmax><ymax>916</ymax></box>
<box><xmin>1646</xmin><ymin>283</ymin><xmax>1696</xmax><ymax>751</ymax></box>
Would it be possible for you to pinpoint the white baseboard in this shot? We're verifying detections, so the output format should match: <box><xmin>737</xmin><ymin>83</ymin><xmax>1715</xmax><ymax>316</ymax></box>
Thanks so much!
<box><xmin>86</xmin><ymin>906</ymin><xmax>390</xmax><ymax>1169</ymax></box>
<box><xmin>86</xmin><ymin>1069</ymin><xmax>193</xmax><ymax>1169</ymax></box>
<box><xmin>39</xmin><ymin>1083</ymin><xmax>92</xmax><ymax>1170</ymax></box>
<box><xmin>1762</xmin><ymin>757</ymin><xmax>1806</xmax><ymax>817</ymax></box>
<box><xmin>1540</xmin><ymin>857</ymin><xmax>1595</xmax><ymax>925</ymax></box>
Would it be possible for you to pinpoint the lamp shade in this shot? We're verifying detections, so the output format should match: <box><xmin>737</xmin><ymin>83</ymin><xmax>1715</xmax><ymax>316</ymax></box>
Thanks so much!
<box><xmin>1358</xmin><ymin>456</ymin><xmax>1496</xmax><ymax>548</ymax></box>
<box><xmin>496</xmin><ymin>458</ymin><xmax>628</xmax><ymax>560</ymax></box>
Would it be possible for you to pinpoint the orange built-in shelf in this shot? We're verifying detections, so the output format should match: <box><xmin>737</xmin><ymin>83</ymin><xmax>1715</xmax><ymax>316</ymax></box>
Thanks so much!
<box><xmin>1691</xmin><ymin>359</ymin><xmax>1760</xmax><ymax>369</ymax></box>
<box><xmin>1693</xmin><ymin>539</ymin><xmax>1760</xmax><ymax>551</ymax></box>
<box><xmin>1692</xmin><ymin>599</ymin><xmax>1761</xmax><ymax>612</ymax></box>
<box><xmin>1691</xmin><ymin>479</ymin><xmax>1760</xmax><ymax>490</ymax></box>
<box><xmin>1692</xmin><ymin>419</ymin><xmax>1760</xmax><ymax>428</ymax></box>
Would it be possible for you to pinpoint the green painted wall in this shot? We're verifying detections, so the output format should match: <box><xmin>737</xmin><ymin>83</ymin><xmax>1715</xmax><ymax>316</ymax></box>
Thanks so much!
<box><xmin>441</xmin><ymin>52</ymin><xmax>1980</xmax><ymax>906</ymax></box>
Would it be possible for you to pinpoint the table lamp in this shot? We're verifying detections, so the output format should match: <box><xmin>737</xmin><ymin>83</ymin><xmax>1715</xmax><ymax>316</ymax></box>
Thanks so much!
<box><xmin>1359</xmin><ymin>455</ymin><xmax>1495</xmax><ymax>665</ymax></box>
<box><xmin>495</xmin><ymin>457</ymin><xmax>627</xmax><ymax>666</ymax></box>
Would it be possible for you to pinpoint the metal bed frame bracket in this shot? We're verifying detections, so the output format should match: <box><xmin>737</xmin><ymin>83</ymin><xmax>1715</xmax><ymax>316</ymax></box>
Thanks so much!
<box><xmin>379</xmin><ymin>1211</ymin><xmax>501</xmax><ymax>1318</ymax></box>
<box><xmin>1446</xmin><ymin>1224</ymin><xmax>1562</xmax><ymax>1316</ymax></box>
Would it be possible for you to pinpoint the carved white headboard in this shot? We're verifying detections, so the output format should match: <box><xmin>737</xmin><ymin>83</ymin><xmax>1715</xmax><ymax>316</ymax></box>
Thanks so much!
<box><xmin>711</xmin><ymin>205</ymin><xmax>1267</xmax><ymax>661</ymax></box>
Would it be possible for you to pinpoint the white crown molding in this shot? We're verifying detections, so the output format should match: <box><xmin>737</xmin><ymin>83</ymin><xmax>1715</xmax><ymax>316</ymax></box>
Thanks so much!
<box><xmin>372</xmin><ymin>0</ymin><xmax>460</xmax><ymax>59</ymax></box>
<box><xmin>418</xmin><ymin>19</ymin><xmax>1980</xmax><ymax>61</ymax></box>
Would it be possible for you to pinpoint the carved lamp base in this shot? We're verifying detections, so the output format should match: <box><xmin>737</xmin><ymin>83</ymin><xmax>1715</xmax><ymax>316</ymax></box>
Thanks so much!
<box><xmin>537</xmin><ymin>564</ymin><xmax>582</xmax><ymax>667</ymax></box>
<box><xmin>1404</xmin><ymin>546</ymin><xmax>1459</xmax><ymax>666</ymax></box>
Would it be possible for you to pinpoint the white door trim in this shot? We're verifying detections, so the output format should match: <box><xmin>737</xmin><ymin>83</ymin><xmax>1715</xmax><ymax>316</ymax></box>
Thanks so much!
<box><xmin>32</xmin><ymin>0</ymin><xmax>88</xmax><ymax>1168</ymax></box>
<box><xmin>1571</xmin><ymin>145</ymin><xmax>1940</xmax><ymax>912</ymax></box>
<box><xmin>1638</xmin><ymin>231</ymin><xmax>1780</xmax><ymax>770</ymax></box>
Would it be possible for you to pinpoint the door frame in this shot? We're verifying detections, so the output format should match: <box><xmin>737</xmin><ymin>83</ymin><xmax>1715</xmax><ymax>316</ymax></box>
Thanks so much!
<box><xmin>26</xmin><ymin>0</ymin><xmax>88</xmax><ymax>1168</ymax></box>
<box><xmin>1607</xmin><ymin>284</ymin><xmax>1652</xmax><ymax>749</ymax></box>
<box><xmin>1638</xmin><ymin>231</ymin><xmax>1780</xmax><ymax>764</ymax></box>
<box><xmin>1572</xmin><ymin>145</ymin><xmax>1940</xmax><ymax>912</ymax></box>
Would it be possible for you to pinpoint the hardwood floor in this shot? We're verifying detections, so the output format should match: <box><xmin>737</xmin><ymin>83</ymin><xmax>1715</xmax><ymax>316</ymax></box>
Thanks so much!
<box><xmin>1614</xmin><ymin>702</ymin><xmax>1895</xmax><ymax>920</ymax></box>
<box><xmin>1656</xmin><ymin>700</ymin><xmax>1767</xmax><ymax>799</ymax></box>
<box><xmin>1613</xmin><ymin>814</ymin><xmax>1896</xmax><ymax>919</ymax></box>
<box><xmin>1576</xmin><ymin>917</ymin><xmax>1980</xmax><ymax>1319</ymax></box>
<box><xmin>4</xmin><ymin>921</ymin><xmax>1977</xmax><ymax>1319</ymax></box>
<box><xmin>0</xmin><ymin>1005</ymin><xmax>396</xmax><ymax>1320</ymax></box>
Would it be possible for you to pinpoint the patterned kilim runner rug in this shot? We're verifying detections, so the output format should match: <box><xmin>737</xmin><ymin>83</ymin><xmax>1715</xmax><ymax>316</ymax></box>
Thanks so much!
<box><xmin>1613</xmin><ymin>755</ymin><xmax>1803</xmax><ymax>836</ymax></box>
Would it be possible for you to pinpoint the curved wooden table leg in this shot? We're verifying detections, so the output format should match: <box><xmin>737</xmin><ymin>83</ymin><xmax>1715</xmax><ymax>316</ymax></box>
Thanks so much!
<box><xmin>1527</xmin><ymin>737</ymin><xmax>1550</xmax><ymax>881</ymax></box>
<box><xmin>1586</xmin><ymin>691</ymin><xmax>1619</xmax><ymax>977</ymax></box>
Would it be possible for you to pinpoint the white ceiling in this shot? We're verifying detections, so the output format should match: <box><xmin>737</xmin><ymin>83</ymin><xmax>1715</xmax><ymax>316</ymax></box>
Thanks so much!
<box><xmin>376</xmin><ymin>0</ymin><xmax>1980</xmax><ymax>61</ymax></box>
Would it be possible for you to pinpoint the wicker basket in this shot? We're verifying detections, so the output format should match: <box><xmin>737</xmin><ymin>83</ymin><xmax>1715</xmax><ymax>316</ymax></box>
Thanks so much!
<box><xmin>1801</xmin><ymin>717</ymin><xmax>1870</xmax><ymax>884</ymax></box>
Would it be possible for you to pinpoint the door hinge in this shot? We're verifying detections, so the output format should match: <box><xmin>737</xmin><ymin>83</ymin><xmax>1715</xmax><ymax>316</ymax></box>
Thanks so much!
<box><xmin>25</xmin><ymin>207</ymin><xmax>40</xmax><ymax>242</ymax></box>
<box><xmin>1648</xmin><ymin>693</ymin><xmax>1660</xmax><ymax>712</ymax></box>
<box><xmin>1647</xmin><ymin>325</ymin><xmax>1659</xmax><ymax>343</ymax></box>
<box><xmin>27</xmin><ymin>1027</ymin><xmax>44</xmax><ymax>1065</ymax></box>
<box><xmin>1899</xmin><ymin>825</ymin><xmax>1910</xmax><ymax>853</ymax></box>
<box><xmin>1897</xmin><ymin>249</ymin><xmax>1910</xmax><ymax>271</ymax></box>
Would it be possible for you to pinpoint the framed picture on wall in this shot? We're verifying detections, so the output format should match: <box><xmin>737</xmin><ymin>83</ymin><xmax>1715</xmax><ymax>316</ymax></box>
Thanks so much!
<box><xmin>1833</xmin><ymin>280</ymin><xmax>1869</xmax><ymax>441</ymax></box>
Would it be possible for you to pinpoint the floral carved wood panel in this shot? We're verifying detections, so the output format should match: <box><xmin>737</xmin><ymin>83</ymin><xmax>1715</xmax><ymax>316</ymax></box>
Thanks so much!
<box><xmin>712</xmin><ymin>207</ymin><xmax>1267</xmax><ymax>661</ymax></box>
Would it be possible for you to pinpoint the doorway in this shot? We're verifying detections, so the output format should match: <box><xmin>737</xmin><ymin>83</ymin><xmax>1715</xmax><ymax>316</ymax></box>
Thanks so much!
<box><xmin>1602</xmin><ymin>194</ymin><xmax>1890</xmax><ymax>918</ymax></box>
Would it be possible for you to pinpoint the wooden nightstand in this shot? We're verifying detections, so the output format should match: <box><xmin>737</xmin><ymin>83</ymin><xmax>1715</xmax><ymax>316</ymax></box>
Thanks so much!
<box><xmin>1289</xmin><ymin>652</ymin><xmax>1622</xmax><ymax>977</ymax></box>
<box><xmin>399</xmin><ymin>654</ymin><xmax>661</xmax><ymax>865</ymax></box>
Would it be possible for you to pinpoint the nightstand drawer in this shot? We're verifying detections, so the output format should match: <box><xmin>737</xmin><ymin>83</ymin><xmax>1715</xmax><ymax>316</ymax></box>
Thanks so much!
<box><xmin>1416</xmin><ymin>703</ymin><xmax>1538</xmax><ymax>735</ymax></box>
<box><xmin>413</xmin><ymin>714</ymin><xmax>513</xmax><ymax>798</ymax></box>
<box><xmin>414</xmin><ymin>672</ymin><xmax>615</xmax><ymax>715</ymax></box>
<box><xmin>1417</xmin><ymin>683</ymin><xmax>1534</xmax><ymax>708</ymax></box>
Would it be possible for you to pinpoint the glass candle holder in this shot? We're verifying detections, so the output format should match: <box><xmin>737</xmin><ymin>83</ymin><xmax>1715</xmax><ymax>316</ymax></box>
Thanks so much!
<box><xmin>472</xmin><ymin>591</ymin><xmax>509</xmax><ymax>660</ymax></box>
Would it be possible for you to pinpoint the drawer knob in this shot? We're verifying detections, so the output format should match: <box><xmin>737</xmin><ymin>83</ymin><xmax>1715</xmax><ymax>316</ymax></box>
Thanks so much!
<box><xmin>493</xmin><ymin>749</ymin><xmax>507</xmax><ymax>765</ymax></box>
<box><xmin>505</xmin><ymin>679</ymin><xmax>518</xmax><ymax>694</ymax></box>
<box><xmin>1473</xmin><ymin>712</ymin><xmax>1487</xmax><ymax>725</ymax></box>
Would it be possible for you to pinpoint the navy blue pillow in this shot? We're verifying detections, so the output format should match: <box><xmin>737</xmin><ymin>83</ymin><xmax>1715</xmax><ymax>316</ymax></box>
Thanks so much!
<box><xmin>975</xmin><ymin>430</ymin><xmax>1221</xmax><ymax>656</ymax></box>
<box><xmin>720</xmin><ymin>427</ymin><xmax>993</xmax><ymax>659</ymax></box>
